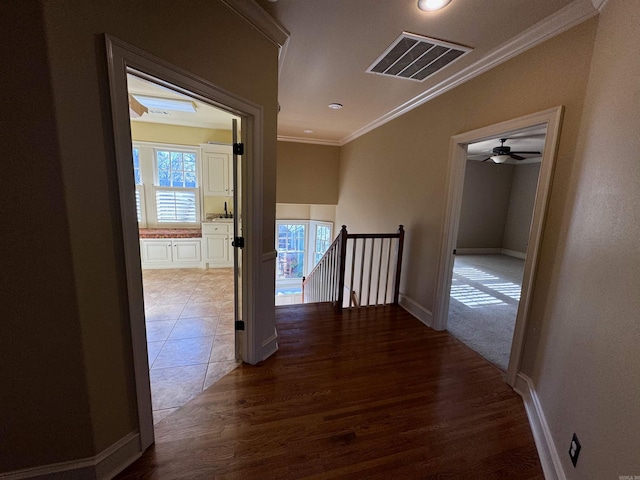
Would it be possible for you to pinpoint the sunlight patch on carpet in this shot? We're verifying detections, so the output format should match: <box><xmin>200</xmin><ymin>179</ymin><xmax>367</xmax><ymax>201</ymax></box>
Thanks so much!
<box><xmin>450</xmin><ymin>284</ymin><xmax>505</xmax><ymax>307</ymax></box>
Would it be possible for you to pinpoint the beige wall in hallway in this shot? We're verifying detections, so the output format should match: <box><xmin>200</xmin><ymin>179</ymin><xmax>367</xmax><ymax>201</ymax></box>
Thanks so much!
<box><xmin>1</xmin><ymin>3</ymin><xmax>95</xmax><ymax>471</ymax></box>
<box><xmin>277</xmin><ymin>141</ymin><xmax>340</xmax><ymax>204</ymax></box>
<box><xmin>337</xmin><ymin>19</ymin><xmax>597</xmax><ymax>316</ymax></box>
<box><xmin>524</xmin><ymin>0</ymin><xmax>640</xmax><ymax>475</ymax></box>
<box><xmin>2</xmin><ymin>0</ymin><xmax>279</xmax><ymax>473</ymax></box>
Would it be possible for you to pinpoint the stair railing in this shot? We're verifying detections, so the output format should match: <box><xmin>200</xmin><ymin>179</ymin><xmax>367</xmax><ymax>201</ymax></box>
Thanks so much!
<box><xmin>302</xmin><ymin>225</ymin><xmax>404</xmax><ymax>310</ymax></box>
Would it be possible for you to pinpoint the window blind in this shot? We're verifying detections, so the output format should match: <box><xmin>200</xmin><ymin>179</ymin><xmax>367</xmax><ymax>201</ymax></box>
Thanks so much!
<box><xmin>156</xmin><ymin>189</ymin><xmax>197</xmax><ymax>223</ymax></box>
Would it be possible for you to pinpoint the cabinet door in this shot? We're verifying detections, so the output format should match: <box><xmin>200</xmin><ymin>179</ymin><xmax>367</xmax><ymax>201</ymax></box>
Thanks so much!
<box><xmin>203</xmin><ymin>152</ymin><xmax>230</xmax><ymax>196</ymax></box>
<box><xmin>141</xmin><ymin>240</ymin><xmax>173</xmax><ymax>264</ymax></box>
<box><xmin>205</xmin><ymin>235</ymin><xmax>229</xmax><ymax>264</ymax></box>
<box><xmin>173</xmin><ymin>240</ymin><xmax>201</xmax><ymax>263</ymax></box>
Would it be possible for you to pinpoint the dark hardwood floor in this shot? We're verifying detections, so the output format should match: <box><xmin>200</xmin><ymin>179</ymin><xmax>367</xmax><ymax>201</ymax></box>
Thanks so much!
<box><xmin>117</xmin><ymin>303</ymin><xmax>543</xmax><ymax>479</ymax></box>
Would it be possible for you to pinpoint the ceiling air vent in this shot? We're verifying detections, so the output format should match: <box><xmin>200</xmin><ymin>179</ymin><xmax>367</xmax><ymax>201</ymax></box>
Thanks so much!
<box><xmin>367</xmin><ymin>32</ymin><xmax>471</xmax><ymax>82</ymax></box>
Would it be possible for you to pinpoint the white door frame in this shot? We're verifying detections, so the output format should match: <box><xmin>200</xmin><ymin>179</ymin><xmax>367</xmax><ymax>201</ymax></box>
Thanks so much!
<box><xmin>104</xmin><ymin>35</ymin><xmax>264</xmax><ymax>449</ymax></box>
<box><xmin>432</xmin><ymin>106</ymin><xmax>563</xmax><ymax>387</ymax></box>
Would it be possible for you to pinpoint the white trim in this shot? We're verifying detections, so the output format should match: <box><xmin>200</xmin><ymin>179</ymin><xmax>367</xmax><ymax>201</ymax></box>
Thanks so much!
<box><xmin>277</xmin><ymin>135</ymin><xmax>341</xmax><ymax>147</ymax></box>
<box><xmin>261</xmin><ymin>328</ymin><xmax>279</xmax><ymax>361</ymax></box>
<box><xmin>219</xmin><ymin>0</ymin><xmax>289</xmax><ymax>47</ymax></box>
<box><xmin>0</xmin><ymin>433</ymin><xmax>141</xmax><ymax>480</ymax></box>
<box><xmin>452</xmin><ymin>248</ymin><xmax>526</xmax><ymax>258</ymax></box>
<box><xmin>105</xmin><ymin>33</ymin><xmax>269</xmax><ymax>446</ymax></box>
<box><xmin>262</xmin><ymin>249</ymin><xmax>278</xmax><ymax>262</ymax></box>
<box><xmin>592</xmin><ymin>0</ymin><xmax>610</xmax><ymax>12</ymax></box>
<box><xmin>501</xmin><ymin>248</ymin><xmax>527</xmax><ymax>260</ymax></box>
<box><xmin>455</xmin><ymin>248</ymin><xmax>501</xmax><ymax>255</ymax></box>
<box><xmin>431</xmin><ymin>107</ymin><xmax>564</xmax><ymax>388</ymax></box>
<box><xmin>399</xmin><ymin>294</ymin><xmax>433</xmax><ymax>328</ymax></box>
<box><xmin>339</xmin><ymin>0</ymin><xmax>597</xmax><ymax>146</ymax></box>
<box><xmin>261</xmin><ymin>332</ymin><xmax>278</xmax><ymax>348</ymax></box>
<box><xmin>515</xmin><ymin>374</ymin><xmax>566</xmax><ymax>480</ymax></box>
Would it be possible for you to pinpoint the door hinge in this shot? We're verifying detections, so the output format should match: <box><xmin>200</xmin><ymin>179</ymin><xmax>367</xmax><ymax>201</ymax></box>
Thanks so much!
<box><xmin>235</xmin><ymin>320</ymin><xmax>245</xmax><ymax>331</ymax></box>
<box><xmin>453</xmin><ymin>249</ymin><xmax>457</xmax><ymax>255</ymax></box>
<box><xmin>233</xmin><ymin>142</ymin><xmax>244</xmax><ymax>155</ymax></box>
<box><xmin>232</xmin><ymin>236</ymin><xmax>245</xmax><ymax>249</ymax></box>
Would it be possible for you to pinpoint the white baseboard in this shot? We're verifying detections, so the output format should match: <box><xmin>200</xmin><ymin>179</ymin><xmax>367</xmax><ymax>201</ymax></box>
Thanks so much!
<box><xmin>454</xmin><ymin>248</ymin><xmax>527</xmax><ymax>259</ymax></box>
<box><xmin>398</xmin><ymin>294</ymin><xmax>433</xmax><ymax>328</ymax></box>
<box><xmin>455</xmin><ymin>248</ymin><xmax>501</xmax><ymax>255</ymax></box>
<box><xmin>514</xmin><ymin>374</ymin><xmax>566</xmax><ymax>480</ymax></box>
<box><xmin>260</xmin><ymin>328</ymin><xmax>279</xmax><ymax>362</ymax></box>
<box><xmin>501</xmin><ymin>248</ymin><xmax>527</xmax><ymax>259</ymax></box>
<box><xmin>1</xmin><ymin>432</ymin><xmax>141</xmax><ymax>480</ymax></box>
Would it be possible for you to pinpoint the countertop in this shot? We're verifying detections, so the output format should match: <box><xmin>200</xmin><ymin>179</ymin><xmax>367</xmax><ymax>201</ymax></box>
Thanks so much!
<box><xmin>139</xmin><ymin>228</ymin><xmax>202</xmax><ymax>239</ymax></box>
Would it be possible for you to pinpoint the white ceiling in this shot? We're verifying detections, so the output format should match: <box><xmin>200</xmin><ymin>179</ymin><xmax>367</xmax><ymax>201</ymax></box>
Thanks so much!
<box><xmin>126</xmin><ymin>74</ymin><xmax>237</xmax><ymax>130</ymax></box>
<box><xmin>255</xmin><ymin>0</ymin><xmax>597</xmax><ymax>145</ymax></box>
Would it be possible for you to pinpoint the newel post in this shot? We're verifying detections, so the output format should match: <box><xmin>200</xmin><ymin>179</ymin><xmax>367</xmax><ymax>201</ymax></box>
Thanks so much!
<box><xmin>336</xmin><ymin>225</ymin><xmax>348</xmax><ymax>311</ymax></box>
<box><xmin>392</xmin><ymin>225</ymin><xmax>405</xmax><ymax>305</ymax></box>
<box><xmin>301</xmin><ymin>276</ymin><xmax>306</xmax><ymax>304</ymax></box>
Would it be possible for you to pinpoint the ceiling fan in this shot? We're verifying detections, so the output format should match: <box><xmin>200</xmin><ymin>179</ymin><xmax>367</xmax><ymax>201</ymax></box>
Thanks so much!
<box><xmin>482</xmin><ymin>138</ymin><xmax>541</xmax><ymax>163</ymax></box>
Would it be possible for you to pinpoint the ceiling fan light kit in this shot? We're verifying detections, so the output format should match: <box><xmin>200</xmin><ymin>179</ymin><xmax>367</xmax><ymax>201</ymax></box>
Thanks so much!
<box><xmin>417</xmin><ymin>0</ymin><xmax>452</xmax><ymax>12</ymax></box>
<box><xmin>481</xmin><ymin>138</ymin><xmax>541</xmax><ymax>163</ymax></box>
<box><xmin>490</xmin><ymin>155</ymin><xmax>510</xmax><ymax>164</ymax></box>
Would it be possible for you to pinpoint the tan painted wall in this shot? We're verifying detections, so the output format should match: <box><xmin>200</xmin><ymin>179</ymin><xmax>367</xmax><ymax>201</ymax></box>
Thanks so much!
<box><xmin>502</xmin><ymin>163</ymin><xmax>540</xmax><ymax>253</ymax></box>
<box><xmin>276</xmin><ymin>204</ymin><xmax>336</xmax><ymax>224</ymax></box>
<box><xmin>131</xmin><ymin>122</ymin><xmax>232</xmax><ymax>145</ymax></box>
<box><xmin>523</xmin><ymin>0</ymin><xmax>640</xmax><ymax>475</ymax></box>
<box><xmin>456</xmin><ymin>162</ymin><xmax>514</xmax><ymax>249</ymax></box>
<box><xmin>1</xmin><ymin>0</ymin><xmax>278</xmax><ymax>472</ymax></box>
<box><xmin>277</xmin><ymin>141</ymin><xmax>340</xmax><ymax>204</ymax></box>
<box><xmin>0</xmin><ymin>3</ymin><xmax>95</xmax><ymax>471</ymax></box>
<box><xmin>337</xmin><ymin>19</ymin><xmax>597</xmax><ymax>313</ymax></box>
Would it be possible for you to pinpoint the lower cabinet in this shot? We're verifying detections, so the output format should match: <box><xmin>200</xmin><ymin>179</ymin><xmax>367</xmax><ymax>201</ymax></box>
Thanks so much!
<box><xmin>140</xmin><ymin>239</ymin><xmax>202</xmax><ymax>269</ymax></box>
<box><xmin>203</xmin><ymin>223</ymin><xmax>234</xmax><ymax>268</ymax></box>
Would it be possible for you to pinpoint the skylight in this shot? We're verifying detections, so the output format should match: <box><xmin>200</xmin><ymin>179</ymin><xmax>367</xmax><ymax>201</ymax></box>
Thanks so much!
<box><xmin>131</xmin><ymin>94</ymin><xmax>196</xmax><ymax>113</ymax></box>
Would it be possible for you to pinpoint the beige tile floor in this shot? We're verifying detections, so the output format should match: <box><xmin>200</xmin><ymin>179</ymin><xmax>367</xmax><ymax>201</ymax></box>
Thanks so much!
<box><xmin>142</xmin><ymin>267</ymin><xmax>239</xmax><ymax>424</ymax></box>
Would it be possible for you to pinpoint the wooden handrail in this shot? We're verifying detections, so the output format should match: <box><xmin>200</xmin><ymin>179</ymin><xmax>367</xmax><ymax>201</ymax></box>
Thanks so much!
<box><xmin>302</xmin><ymin>225</ymin><xmax>404</xmax><ymax>310</ymax></box>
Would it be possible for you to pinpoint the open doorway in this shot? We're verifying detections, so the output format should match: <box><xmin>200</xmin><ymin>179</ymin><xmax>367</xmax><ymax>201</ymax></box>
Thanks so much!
<box><xmin>433</xmin><ymin>107</ymin><xmax>563</xmax><ymax>386</ymax></box>
<box><xmin>127</xmin><ymin>72</ymin><xmax>241</xmax><ymax>424</ymax></box>
<box><xmin>106</xmin><ymin>35</ymin><xmax>265</xmax><ymax>450</ymax></box>
<box><xmin>446</xmin><ymin>126</ymin><xmax>545</xmax><ymax>370</ymax></box>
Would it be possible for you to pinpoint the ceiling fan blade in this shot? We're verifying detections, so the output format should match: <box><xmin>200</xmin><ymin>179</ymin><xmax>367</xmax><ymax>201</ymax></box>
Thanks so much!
<box><xmin>510</xmin><ymin>154</ymin><xmax>526</xmax><ymax>161</ymax></box>
<box><xmin>481</xmin><ymin>157</ymin><xmax>490</xmax><ymax>162</ymax></box>
<box><xmin>510</xmin><ymin>151</ymin><xmax>541</xmax><ymax>155</ymax></box>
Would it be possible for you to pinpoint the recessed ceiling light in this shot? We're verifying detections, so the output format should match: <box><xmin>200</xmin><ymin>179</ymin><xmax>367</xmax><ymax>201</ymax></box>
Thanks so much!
<box><xmin>328</xmin><ymin>103</ymin><xmax>343</xmax><ymax>110</ymax></box>
<box><xmin>303</xmin><ymin>129</ymin><xmax>314</xmax><ymax>134</ymax></box>
<box><xmin>417</xmin><ymin>0</ymin><xmax>452</xmax><ymax>11</ymax></box>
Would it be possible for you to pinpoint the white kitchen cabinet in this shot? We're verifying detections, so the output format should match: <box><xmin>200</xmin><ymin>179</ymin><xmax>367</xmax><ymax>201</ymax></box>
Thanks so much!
<box><xmin>202</xmin><ymin>145</ymin><xmax>233</xmax><ymax>197</ymax></box>
<box><xmin>203</xmin><ymin>223</ymin><xmax>234</xmax><ymax>268</ymax></box>
<box><xmin>140</xmin><ymin>239</ymin><xmax>202</xmax><ymax>269</ymax></box>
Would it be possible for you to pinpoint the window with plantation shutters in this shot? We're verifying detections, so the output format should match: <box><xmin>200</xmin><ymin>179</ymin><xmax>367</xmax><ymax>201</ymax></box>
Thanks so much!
<box><xmin>132</xmin><ymin>147</ymin><xmax>146</xmax><ymax>226</ymax></box>
<box><xmin>155</xmin><ymin>189</ymin><xmax>197</xmax><ymax>223</ymax></box>
<box><xmin>153</xmin><ymin>148</ymin><xmax>199</xmax><ymax>225</ymax></box>
<box><xmin>130</xmin><ymin>143</ymin><xmax>200</xmax><ymax>227</ymax></box>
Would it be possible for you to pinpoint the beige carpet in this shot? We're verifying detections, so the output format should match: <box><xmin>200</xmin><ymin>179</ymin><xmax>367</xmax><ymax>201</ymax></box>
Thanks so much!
<box><xmin>446</xmin><ymin>254</ymin><xmax>524</xmax><ymax>371</ymax></box>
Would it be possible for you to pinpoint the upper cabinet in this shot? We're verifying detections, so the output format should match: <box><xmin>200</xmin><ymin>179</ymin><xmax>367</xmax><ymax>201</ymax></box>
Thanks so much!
<box><xmin>202</xmin><ymin>144</ymin><xmax>233</xmax><ymax>197</ymax></box>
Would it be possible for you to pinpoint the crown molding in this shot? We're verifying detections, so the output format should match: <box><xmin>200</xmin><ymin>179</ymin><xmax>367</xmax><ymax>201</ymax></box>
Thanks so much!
<box><xmin>220</xmin><ymin>0</ymin><xmax>289</xmax><ymax>47</ymax></box>
<box><xmin>591</xmin><ymin>0</ymin><xmax>610</xmax><ymax>12</ymax></box>
<box><xmin>277</xmin><ymin>135</ymin><xmax>341</xmax><ymax>146</ymax></box>
<box><xmin>339</xmin><ymin>0</ymin><xmax>598</xmax><ymax>146</ymax></box>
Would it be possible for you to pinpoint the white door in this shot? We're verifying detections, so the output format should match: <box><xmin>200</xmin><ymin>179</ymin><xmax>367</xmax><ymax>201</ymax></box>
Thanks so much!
<box><xmin>232</xmin><ymin>119</ymin><xmax>243</xmax><ymax>360</ymax></box>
